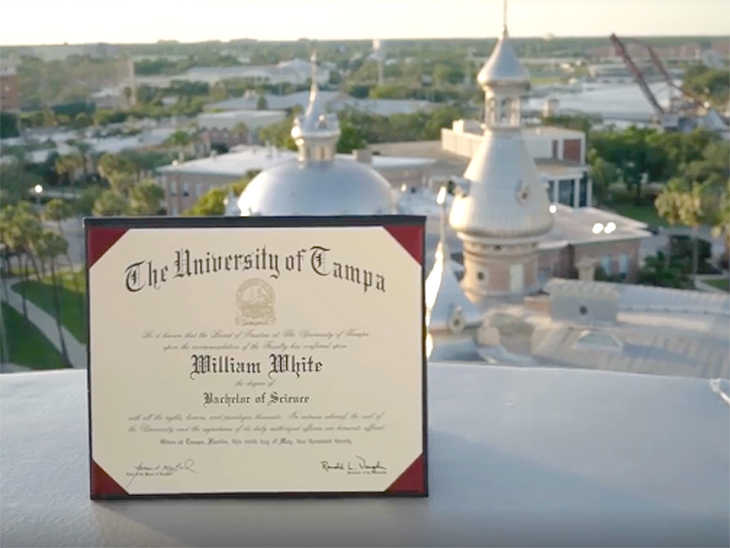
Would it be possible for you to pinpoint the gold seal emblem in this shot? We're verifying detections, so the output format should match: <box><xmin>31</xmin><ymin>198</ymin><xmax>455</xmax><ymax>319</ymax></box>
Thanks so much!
<box><xmin>235</xmin><ymin>278</ymin><xmax>275</xmax><ymax>326</ymax></box>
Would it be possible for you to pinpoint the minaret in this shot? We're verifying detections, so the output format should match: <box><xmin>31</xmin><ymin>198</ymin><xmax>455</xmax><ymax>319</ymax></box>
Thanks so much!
<box><xmin>290</xmin><ymin>51</ymin><xmax>340</xmax><ymax>163</ymax></box>
<box><xmin>449</xmin><ymin>1</ymin><xmax>553</xmax><ymax>302</ymax></box>
<box><xmin>426</xmin><ymin>187</ymin><xmax>484</xmax><ymax>361</ymax></box>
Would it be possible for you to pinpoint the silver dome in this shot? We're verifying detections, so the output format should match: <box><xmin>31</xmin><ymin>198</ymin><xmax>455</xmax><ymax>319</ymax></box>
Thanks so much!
<box><xmin>476</xmin><ymin>28</ymin><xmax>529</xmax><ymax>89</ymax></box>
<box><xmin>238</xmin><ymin>158</ymin><xmax>397</xmax><ymax>216</ymax></box>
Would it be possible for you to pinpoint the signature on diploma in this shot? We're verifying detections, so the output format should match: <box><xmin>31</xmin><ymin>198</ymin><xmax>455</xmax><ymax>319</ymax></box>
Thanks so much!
<box><xmin>125</xmin><ymin>459</ymin><xmax>197</xmax><ymax>488</ymax></box>
<box><xmin>321</xmin><ymin>455</ymin><xmax>387</xmax><ymax>476</ymax></box>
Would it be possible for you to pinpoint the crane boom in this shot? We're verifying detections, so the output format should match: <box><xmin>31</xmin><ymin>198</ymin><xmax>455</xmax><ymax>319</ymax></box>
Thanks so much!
<box><xmin>642</xmin><ymin>42</ymin><xmax>705</xmax><ymax>108</ymax></box>
<box><xmin>609</xmin><ymin>33</ymin><xmax>664</xmax><ymax>115</ymax></box>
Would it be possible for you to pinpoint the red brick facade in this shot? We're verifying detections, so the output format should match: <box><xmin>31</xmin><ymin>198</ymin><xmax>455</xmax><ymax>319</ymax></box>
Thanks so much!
<box><xmin>538</xmin><ymin>240</ymin><xmax>642</xmax><ymax>282</ymax></box>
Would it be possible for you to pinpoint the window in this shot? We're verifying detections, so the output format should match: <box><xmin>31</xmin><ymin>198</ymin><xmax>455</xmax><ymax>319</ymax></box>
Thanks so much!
<box><xmin>499</xmin><ymin>99</ymin><xmax>511</xmax><ymax>124</ymax></box>
<box><xmin>601</xmin><ymin>254</ymin><xmax>612</xmax><ymax>274</ymax></box>
<box><xmin>182</xmin><ymin>183</ymin><xmax>190</xmax><ymax>197</ymax></box>
<box><xmin>509</xmin><ymin>263</ymin><xmax>524</xmax><ymax>293</ymax></box>
<box><xmin>195</xmin><ymin>183</ymin><xmax>204</xmax><ymax>197</ymax></box>
<box><xmin>547</xmin><ymin>180</ymin><xmax>556</xmax><ymax>202</ymax></box>
<box><xmin>558</xmin><ymin>179</ymin><xmax>574</xmax><ymax>206</ymax></box>
<box><xmin>477</xmin><ymin>271</ymin><xmax>485</xmax><ymax>281</ymax></box>
<box><xmin>578</xmin><ymin>174</ymin><xmax>589</xmax><ymax>208</ymax></box>
<box><xmin>618</xmin><ymin>254</ymin><xmax>629</xmax><ymax>277</ymax></box>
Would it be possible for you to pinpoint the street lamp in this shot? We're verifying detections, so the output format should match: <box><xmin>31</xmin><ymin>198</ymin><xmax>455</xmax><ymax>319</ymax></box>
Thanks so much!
<box><xmin>33</xmin><ymin>184</ymin><xmax>43</xmax><ymax>207</ymax></box>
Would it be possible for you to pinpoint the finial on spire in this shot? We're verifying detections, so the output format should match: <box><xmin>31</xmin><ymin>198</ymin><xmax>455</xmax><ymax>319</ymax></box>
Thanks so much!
<box><xmin>310</xmin><ymin>49</ymin><xmax>318</xmax><ymax>89</ymax></box>
<box><xmin>502</xmin><ymin>0</ymin><xmax>509</xmax><ymax>37</ymax></box>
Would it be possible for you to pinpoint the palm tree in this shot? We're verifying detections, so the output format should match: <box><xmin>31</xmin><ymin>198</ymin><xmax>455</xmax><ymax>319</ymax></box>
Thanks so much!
<box><xmin>165</xmin><ymin>130</ymin><xmax>192</xmax><ymax>160</ymax></box>
<box><xmin>638</xmin><ymin>252</ymin><xmax>691</xmax><ymax>289</ymax></box>
<box><xmin>655</xmin><ymin>179</ymin><xmax>705</xmax><ymax>276</ymax></box>
<box><xmin>43</xmin><ymin>198</ymin><xmax>83</xmax><ymax>312</ymax></box>
<box><xmin>97</xmin><ymin>153</ymin><xmax>136</xmax><ymax>197</ymax></box>
<box><xmin>54</xmin><ymin>154</ymin><xmax>83</xmax><ymax>187</ymax></box>
<box><xmin>37</xmin><ymin>230</ymin><xmax>71</xmax><ymax>367</ymax></box>
<box><xmin>75</xmin><ymin>141</ymin><xmax>94</xmax><ymax>182</ymax></box>
<box><xmin>92</xmin><ymin>190</ymin><xmax>128</xmax><ymax>217</ymax></box>
<box><xmin>129</xmin><ymin>180</ymin><xmax>165</xmax><ymax>215</ymax></box>
<box><xmin>1</xmin><ymin>203</ymin><xmax>44</xmax><ymax>317</ymax></box>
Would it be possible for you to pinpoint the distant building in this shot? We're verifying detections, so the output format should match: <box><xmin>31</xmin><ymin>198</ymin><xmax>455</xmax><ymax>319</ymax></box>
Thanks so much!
<box><xmin>136</xmin><ymin>58</ymin><xmax>330</xmax><ymax>88</ymax></box>
<box><xmin>423</xmin><ymin>19</ymin><xmax>728</xmax><ymax>379</ymax></box>
<box><xmin>237</xmin><ymin>65</ymin><xmax>397</xmax><ymax>217</ymax></box>
<box><xmin>196</xmin><ymin>109</ymin><xmax>287</xmax><ymax>149</ymax></box>
<box><xmin>443</xmin><ymin>121</ymin><xmax>591</xmax><ymax>208</ymax></box>
<box><xmin>0</xmin><ymin>65</ymin><xmax>20</xmax><ymax>113</ymax></box>
<box><xmin>156</xmin><ymin>145</ymin><xmax>435</xmax><ymax>216</ymax></box>
<box><xmin>206</xmin><ymin>91</ymin><xmax>434</xmax><ymax>118</ymax></box>
<box><xmin>89</xmin><ymin>87</ymin><xmax>128</xmax><ymax>110</ymax></box>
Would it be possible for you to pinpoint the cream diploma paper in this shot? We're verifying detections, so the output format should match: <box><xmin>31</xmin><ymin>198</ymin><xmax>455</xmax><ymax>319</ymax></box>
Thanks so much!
<box><xmin>89</xmin><ymin>225</ymin><xmax>424</xmax><ymax>495</ymax></box>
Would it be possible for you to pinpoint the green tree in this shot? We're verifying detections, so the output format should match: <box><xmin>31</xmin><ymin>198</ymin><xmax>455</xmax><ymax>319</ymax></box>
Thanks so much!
<box><xmin>655</xmin><ymin>179</ymin><xmax>705</xmax><ymax>275</ymax></box>
<box><xmin>97</xmin><ymin>153</ymin><xmax>136</xmax><ymax>196</ymax></box>
<box><xmin>637</xmin><ymin>251</ymin><xmax>692</xmax><ymax>289</ymax></box>
<box><xmin>129</xmin><ymin>180</ymin><xmax>165</xmax><ymax>215</ymax></box>
<box><xmin>92</xmin><ymin>190</ymin><xmax>128</xmax><ymax>217</ymax></box>
<box><xmin>0</xmin><ymin>113</ymin><xmax>20</xmax><ymax>138</ymax></box>
<box><xmin>166</xmin><ymin>130</ymin><xmax>193</xmax><ymax>159</ymax></box>
<box><xmin>257</xmin><ymin>96</ymin><xmax>268</xmax><ymax>110</ymax></box>
<box><xmin>43</xmin><ymin>198</ymin><xmax>84</xmax><ymax>310</ymax></box>
<box><xmin>75</xmin><ymin>186</ymin><xmax>104</xmax><ymax>216</ymax></box>
<box><xmin>73</xmin><ymin>112</ymin><xmax>91</xmax><ymax>130</ymax></box>
<box><xmin>183</xmin><ymin>175</ymin><xmax>256</xmax><ymax>216</ymax></box>
<box><xmin>258</xmin><ymin>115</ymin><xmax>297</xmax><ymax>150</ymax></box>
<box><xmin>54</xmin><ymin>154</ymin><xmax>83</xmax><ymax>186</ymax></box>
<box><xmin>183</xmin><ymin>187</ymin><xmax>227</xmax><ymax>216</ymax></box>
<box><xmin>0</xmin><ymin>161</ymin><xmax>42</xmax><ymax>205</ymax></box>
<box><xmin>587</xmin><ymin>154</ymin><xmax>618</xmax><ymax>207</ymax></box>
<box><xmin>683</xmin><ymin>65</ymin><xmax>730</xmax><ymax>106</ymax></box>
<box><xmin>75</xmin><ymin>141</ymin><xmax>94</xmax><ymax>181</ymax></box>
<box><xmin>337</xmin><ymin>122</ymin><xmax>368</xmax><ymax>153</ymax></box>
<box><xmin>35</xmin><ymin>230</ymin><xmax>71</xmax><ymax>367</ymax></box>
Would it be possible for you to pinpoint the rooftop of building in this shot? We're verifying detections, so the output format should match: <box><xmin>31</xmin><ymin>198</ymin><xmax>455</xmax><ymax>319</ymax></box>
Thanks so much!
<box><xmin>465</xmin><ymin>279</ymin><xmax>730</xmax><ymax>379</ymax></box>
<box><xmin>206</xmin><ymin>93</ymin><xmax>435</xmax><ymax>118</ymax></box>
<box><xmin>545</xmin><ymin>203</ymin><xmax>651</xmax><ymax>246</ymax></box>
<box><xmin>2</xmin><ymin>365</ymin><xmax>727</xmax><ymax>546</ymax></box>
<box><xmin>157</xmin><ymin>146</ymin><xmax>436</xmax><ymax>178</ymax></box>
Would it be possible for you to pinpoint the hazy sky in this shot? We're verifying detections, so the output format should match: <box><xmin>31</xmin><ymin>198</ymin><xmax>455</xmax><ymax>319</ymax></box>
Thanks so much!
<box><xmin>2</xmin><ymin>0</ymin><xmax>727</xmax><ymax>46</ymax></box>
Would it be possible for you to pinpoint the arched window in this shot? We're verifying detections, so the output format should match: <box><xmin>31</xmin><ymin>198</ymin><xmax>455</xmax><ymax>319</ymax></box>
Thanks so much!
<box><xmin>486</xmin><ymin>97</ymin><xmax>497</xmax><ymax>125</ymax></box>
<box><xmin>499</xmin><ymin>98</ymin><xmax>512</xmax><ymax>124</ymax></box>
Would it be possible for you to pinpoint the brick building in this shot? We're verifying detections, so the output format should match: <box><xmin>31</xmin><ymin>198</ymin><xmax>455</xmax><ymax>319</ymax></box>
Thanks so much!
<box><xmin>0</xmin><ymin>65</ymin><xmax>20</xmax><ymax>113</ymax></box>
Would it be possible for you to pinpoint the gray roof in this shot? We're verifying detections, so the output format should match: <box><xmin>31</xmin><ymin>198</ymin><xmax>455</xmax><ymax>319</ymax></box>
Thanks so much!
<box><xmin>529</xmin><ymin>280</ymin><xmax>730</xmax><ymax>379</ymax></box>
<box><xmin>450</xmin><ymin>129</ymin><xmax>554</xmax><ymax>240</ymax></box>
<box><xmin>238</xmin><ymin>158</ymin><xmax>397</xmax><ymax>216</ymax></box>
<box><xmin>476</xmin><ymin>28</ymin><xmax>530</xmax><ymax>89</ymax></box>
<box><xmin>426</xmin><ymin>243</ymin><xmax>483</xmax><ymax>334</ymax></box>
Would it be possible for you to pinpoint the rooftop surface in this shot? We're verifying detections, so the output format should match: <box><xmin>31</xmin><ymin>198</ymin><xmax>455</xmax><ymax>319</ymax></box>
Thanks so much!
<box><xmin>157</xmin><ymin>147</ymin><xmax>436</xmax><ymax>178</ymax></box>
<box><xmin>476</xmin><ymin>279</ymin><xmax>730</xmax><ymax>379</ymax></box>
<box><xmin>206</xmin><ymin>92</ymin><xmax>435</xmax><ymax>118</ymax></box>
<box><xmin>1</xmin><ymin>365</ymin><xmax>728</xmax><ymax>547</ymax></box>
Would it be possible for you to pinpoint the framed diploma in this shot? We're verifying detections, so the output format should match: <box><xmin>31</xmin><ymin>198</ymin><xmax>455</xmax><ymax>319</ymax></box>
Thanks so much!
<box><xmin>86</xmin><ymin>216</ymin><xmax>427</xmax><ymax>498</ymax></box>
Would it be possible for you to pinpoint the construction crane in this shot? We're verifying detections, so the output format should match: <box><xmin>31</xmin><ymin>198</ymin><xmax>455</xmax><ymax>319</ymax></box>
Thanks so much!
<box><xmin>608</xmin><ymin>33</ymin><xmax>725</xmax><ymax>133</ymax></box>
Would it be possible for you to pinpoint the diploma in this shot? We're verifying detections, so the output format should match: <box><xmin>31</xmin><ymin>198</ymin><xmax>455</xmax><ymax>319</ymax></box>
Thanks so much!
<box><xmin>87</xmin><ymin>216</ymin><xmax>427</xmax><ymax>498</ymax></box>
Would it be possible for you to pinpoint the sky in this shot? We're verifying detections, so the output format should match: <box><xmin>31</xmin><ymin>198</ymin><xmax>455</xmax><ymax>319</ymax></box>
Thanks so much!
<box><xmin>1</xmin><ymin>0</ymin><xmax>728</xmax><ymax>46</ymax></box>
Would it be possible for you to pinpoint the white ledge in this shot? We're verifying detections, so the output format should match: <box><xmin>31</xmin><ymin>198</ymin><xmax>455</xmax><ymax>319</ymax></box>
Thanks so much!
<box><xmin>1</xmin><ymin>364</ymin><xmax>728</xmax><ymax>547</ymax></box>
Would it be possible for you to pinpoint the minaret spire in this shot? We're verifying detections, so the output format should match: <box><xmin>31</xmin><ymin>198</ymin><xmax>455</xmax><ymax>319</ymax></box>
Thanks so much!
<box><xmin>502</xmin><ymin>0</ymin><xmax>509</xmax><ymax>36</ymax></box>
<box><xmin>291</xmin><ymin>47</ymin><xmax>340</xmax><ymax>163</ymax></box>
<box><xmin>309</xmin><ymin>49</ymin><xmax>318</xmax><ymax>91</ymax></box>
